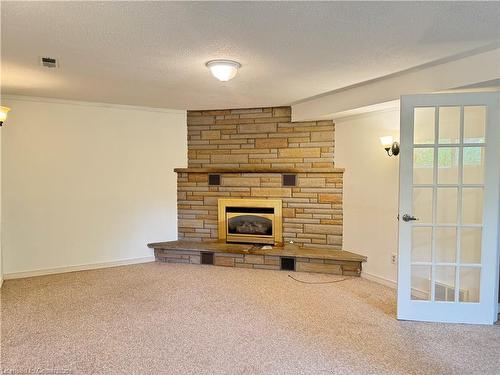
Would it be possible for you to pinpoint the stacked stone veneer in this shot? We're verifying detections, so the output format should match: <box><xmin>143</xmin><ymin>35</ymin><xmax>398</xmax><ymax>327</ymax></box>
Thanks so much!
<box><xmin>154</xmin><ymin>249</ymin><xmax>361</xmax><ymax>276</ymax></box>
<box><xmin>177</xmin><ymin>171</ymin><xmax>343</xmax><ymax>249</ymax></box>
<box><xmin>186</xmin><ymin>107</ymin><xmax>335</xmax><ymax>169</ymax></box>
<box><xmin>176</xmin><ymin>106</ymin><xmax>344</xmax><ymax>250</ymax></box>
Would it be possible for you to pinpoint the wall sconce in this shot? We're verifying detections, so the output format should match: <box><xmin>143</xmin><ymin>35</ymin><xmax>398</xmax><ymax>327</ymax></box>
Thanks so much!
<box><xmin>0</xmin><ymin>106</ymin><xmax>11</xmax><ymax>126</ymax></box>
<box><xmin>380</xmin><ymin>136</ymin><xmax>400</xmax><ymax>157</ymax></box>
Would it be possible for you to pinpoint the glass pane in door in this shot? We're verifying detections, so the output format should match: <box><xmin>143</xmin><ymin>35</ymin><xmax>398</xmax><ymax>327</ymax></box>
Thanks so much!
<box><xmin>414</xmin><ymin>107</ymin><xmax>435</xmax><ymax>144</ymax></box>
<box><xmin>435</xmin><ymin>227</ymin><xmax>456</xmax><ymax>263</ymax></box>
<box><xmin>411</xmin><ymin>265</ymin><xmax>431</xmax><ymax>300</ymax></box>
<box><xmin>463</xmin><ymin>147</ymin><xmax>485</xmax><ymax>184</ymax></box>
<box><xmin>437</xmin><ymin>147</ymin><xmax>459</xmax><ymax>184</ymax></box>
<box><xmin>464</xmin><ymin>106</ymin><xmax>486</xmax><ymax>143</ymax></box>
<box><xmin>462</xmin><ymin>188</ymin><xmax>484</xmax><ymax>224</ymax></box>
<box><xmin>435</xmin><ymin>266</ymin><xmax>456</xmax><ymax>302</ymax></box>
<box><xmin>439</xmin><ymin>106</ymin><xmax>460</xmax><ymax>144</ymax></box>
<box><xmin>459</xmin><ymin>267</ymin><xmax>481</xmax><ymax>303</ymax></box>
<box><xmin>460</xmin><ymin>228</ymin><xmax>482</xmax><ymax>264</ymax></box>
<box><xmin>413</xmin><ymin>148</ymin><xmax>434</xmax><ymax>184</ymax></box>
<box><xmin>411</xmin><ymin>227</ymin><xmax>432</xmax><ymax>262</ymax></box>
<box><xmin>436</xmin><ymin>187</ymin><xmax>458</xmax><ymax>223</ymax></box>
<box><xmin>413</xmin><ymin>188</ymin><xmax>433</xmax><ymax>223</ymax></box>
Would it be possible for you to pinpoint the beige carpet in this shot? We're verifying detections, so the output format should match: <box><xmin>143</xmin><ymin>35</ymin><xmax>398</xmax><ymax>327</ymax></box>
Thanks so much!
<box><xmin>1</xmin><ymin>262</ymin><xmax>499</xmax><ymax>375</ymax></box>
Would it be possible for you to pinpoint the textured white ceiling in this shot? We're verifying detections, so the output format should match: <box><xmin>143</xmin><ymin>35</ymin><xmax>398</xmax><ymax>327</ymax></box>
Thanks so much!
<box><xmin>1</xmin><ymin>1</ymin><xmax>499</xmax><ymax>110</ymax></box>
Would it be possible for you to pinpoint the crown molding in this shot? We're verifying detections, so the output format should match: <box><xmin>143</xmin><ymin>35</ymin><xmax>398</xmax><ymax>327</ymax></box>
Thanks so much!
<box><xmin>1</xmin><ymin>94</ymin><xmax>186</xmax><ymax>115</ymax></box>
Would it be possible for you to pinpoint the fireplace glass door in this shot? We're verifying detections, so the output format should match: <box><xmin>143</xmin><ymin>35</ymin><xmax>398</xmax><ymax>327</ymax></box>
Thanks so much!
<box><xmin>226</xmin><ymin>212</ymin><xmax>275</xmax><ymax>244</ymax></box>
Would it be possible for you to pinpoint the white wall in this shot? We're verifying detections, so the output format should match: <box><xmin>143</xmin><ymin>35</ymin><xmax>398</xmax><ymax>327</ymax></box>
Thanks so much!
<box><xmin>335</xmin><ymin>109</ymin><xmax>400</xmax><ymax>285</ymax></box>
<box><xmin>0</xmin><ymin>126</ymin><xmax>2</xmax><ymax>285</ymax></box>
<box><xmin>1</xmin><ymin>97</ymin><xmax>187</xmax><ymax>277</ymax></box>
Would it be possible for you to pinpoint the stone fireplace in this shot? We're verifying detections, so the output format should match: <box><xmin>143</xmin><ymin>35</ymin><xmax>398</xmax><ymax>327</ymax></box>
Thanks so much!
<box><xmin>175</xmin><ymin>106</ymin><xmax>344</xmax><ymax>250</ymax></box>
<box><xmin>217</xmin><ymin>198</ymin><xmax>283</xmax><ymax>245</ymax></box>
<box><xmin>149</xmin><ymin>106</ymin><xmax>367</xmax><ymax>275</ymax></box>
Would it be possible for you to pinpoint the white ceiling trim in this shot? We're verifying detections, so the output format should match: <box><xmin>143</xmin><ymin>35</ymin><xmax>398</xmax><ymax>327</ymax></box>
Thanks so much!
<box><xmin>331</xmin><ymin>101</ymin><xmax>400</xmax><ymax>123</ymax></box>
<box><xmin>292</xmin><ymin>48</ymin><xmax>500</xmax><ymax>121</ymax></box>
<box><xmin>1</xmin><ymin>95</ymin><xmax>186</xmax><ymax>115</ymax></box>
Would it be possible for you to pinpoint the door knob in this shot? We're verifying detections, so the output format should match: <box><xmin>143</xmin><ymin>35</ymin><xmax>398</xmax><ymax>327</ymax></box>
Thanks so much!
<box><xmin>402</xmin><ymin>214</ymin><xmax>418</xmax><ymax>222</ymax></box>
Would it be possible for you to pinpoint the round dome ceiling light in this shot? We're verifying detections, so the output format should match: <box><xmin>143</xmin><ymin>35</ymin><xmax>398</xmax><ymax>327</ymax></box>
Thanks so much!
<box><xmin>205</xmin><ymin>59</ymin><xmax>241</xmax><ymax>82</ymax></box>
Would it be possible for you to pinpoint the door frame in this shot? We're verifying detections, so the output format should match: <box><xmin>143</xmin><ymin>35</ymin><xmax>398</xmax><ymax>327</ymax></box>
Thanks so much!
<box><xmin>397</xmin><ymin>92</ymin><xmax>500</xmax><ymax>324</ymax></box>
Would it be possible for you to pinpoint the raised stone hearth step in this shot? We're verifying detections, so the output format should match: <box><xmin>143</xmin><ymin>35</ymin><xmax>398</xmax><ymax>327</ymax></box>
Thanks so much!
<box><xmin>148</xmin><ymin>240</ymin><xmax>366</xmax><ymax>276</ymax></box>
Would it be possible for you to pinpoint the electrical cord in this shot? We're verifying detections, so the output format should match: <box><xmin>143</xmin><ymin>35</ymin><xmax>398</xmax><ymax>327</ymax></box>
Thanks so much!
<box><xmin>287</xmin><ymin>274</ymin><xmax>348</xmax><ymax>284</ymax></box>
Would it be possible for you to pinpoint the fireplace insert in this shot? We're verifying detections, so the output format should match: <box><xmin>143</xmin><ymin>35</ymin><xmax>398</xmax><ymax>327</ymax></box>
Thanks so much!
<box><xmin>218</xmin><ymin>198</ymin><xmax>282</xmax><ymax>245</ymax></box>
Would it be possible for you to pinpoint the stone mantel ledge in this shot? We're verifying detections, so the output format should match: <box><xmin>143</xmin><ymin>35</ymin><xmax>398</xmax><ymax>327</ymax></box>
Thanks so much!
<box><xmin>174</xmin><ymin>167</ymin><xmax>345</xmax><ymax>174</ymax></box>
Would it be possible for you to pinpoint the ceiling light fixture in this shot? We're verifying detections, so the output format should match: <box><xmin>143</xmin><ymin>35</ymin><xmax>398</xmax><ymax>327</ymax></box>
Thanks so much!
<box><xmin>205</xmin><ymin>59</ymin><xmax>241</xmax><ymax>82</ymax></box>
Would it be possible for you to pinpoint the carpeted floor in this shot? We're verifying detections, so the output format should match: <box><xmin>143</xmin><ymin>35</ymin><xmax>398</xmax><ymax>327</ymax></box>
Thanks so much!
<box><xmin>1</xmin><ymin>262</ymin><xmax>499</xmax><ymax>375</ymax></box>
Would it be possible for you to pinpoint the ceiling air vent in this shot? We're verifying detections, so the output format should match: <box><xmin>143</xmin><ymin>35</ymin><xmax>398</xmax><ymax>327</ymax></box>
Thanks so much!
<box><xmin>39</xmin><ymin>56</ymin><xmax>58</xmax><ymax>68</ymax></box>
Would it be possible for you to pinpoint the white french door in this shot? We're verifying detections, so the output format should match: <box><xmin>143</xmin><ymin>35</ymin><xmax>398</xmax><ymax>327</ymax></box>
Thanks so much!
<box><xmin>398</xmin><ymin>92</ymin><xmax>500</xmax><ymax>324</ymax></box>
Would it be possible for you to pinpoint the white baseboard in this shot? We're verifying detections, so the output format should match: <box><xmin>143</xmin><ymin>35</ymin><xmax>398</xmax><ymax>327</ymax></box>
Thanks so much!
<box><xmin>361</xmin><ymin>271</ymin><xmax>397</xmax><ymax>289</ymax></box>
<box><xmin>0</xmin><ymin>277</ymin><xmax>3</xmax><ymax>288</ymax></box>
<box><xmin>362</xmin><ymin>272</ymin><xmax>431</xmax><ymax>300</ymax></box>
<box><xmin>3</xmin><ymin>256</ymin><xmax>155</xmax><ymax>280</ymax></box>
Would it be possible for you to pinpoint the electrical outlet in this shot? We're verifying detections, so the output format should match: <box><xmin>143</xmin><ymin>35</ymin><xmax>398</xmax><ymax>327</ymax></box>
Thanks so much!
<box><xmin>391</xmin><ymin>253</ymin><xmax>397</xmax><ymax>264</ymax></box>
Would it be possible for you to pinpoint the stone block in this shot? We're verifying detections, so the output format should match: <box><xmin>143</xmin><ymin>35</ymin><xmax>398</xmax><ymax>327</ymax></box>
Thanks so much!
<box><xmin>327</xmin><ymin>235</ymin><xmax>343</xmax><ymax>245</ymax></box>
<box><xmin>187</xmin><ymin>116</ymin><xmax>215</xmax><ymax>125</ymax></box>
<box><xmin>211</xmin><ymin>154</ymin><xmax>248</xmax><ymax>164</ymax></box>
<box><xmin>255</xmin><ymin>138</ymin><xmax>288</xmax><ymax>149</ymax></box>
<box><xmin>273</xmin><ymin>107</ymin><xmax>291</xmax><ymax>117</ymax></box>
<box><xmin>295</xmin><ymin>262</ymin><xmax>342</xmax><ymax>274</ymax></box>
<box><xmin>245</xmin><ymin>254</ymin><xmax>264</xmax><ymax>264</ymax></box>
<box><xmin>190</xmin><ymin>255</ymin><xmax>201</xmax><ymax>264</ymax></box>
<box><xmin>214</xmin><ymin>256</ymin><xmax>235</xmax><ymax>267</ymax></box>
<box><xmin>304</xmin><ymin>224</ymin><xmax>342</xmax><ymax>235</ymax></box>
<box><xmin>178</xmin><ymin>219</ymin><xmax>204</xmax><ymax>229</ymax></box>
<box><xmin>166</xmin><ymin>258</ymin><xmax>190</xmax><ymax>264</ymax></box>
<box><xmin>238</xmin><ymin>123</ymin><xmax>277</xmax><ymax>134</ymax></box>
<box><xmin>204</xmin><ymin>196</ymin><xmax>219</xmax><ymax>205</ymax></box>
<box><xmin>250</xmin><ymin>187</ymin><xmax>292</xmax><ymax>197</ymax></box>
<box><xmin>222</xmin><ymin>177</ymin><xmax>261</xmax><ymax>187</ymax></box>
<box><xmin>279</xmin><ymin>148</ymin><xmax>321</xmax><ymax>158</ymax></box>
<box><xmin>264</xmin><ymin>256</ymin><xmax>280</xmax><ymax>266</ymax></box>
<box><xmin>201</xmin><ymin>110</ymin><xmax>231</xmax><ymax>116</ymax></box>
<box><xmin>188</xmin><ymin>174</ymin><xmax>208</xmax><ymax>183</ymax></box>
<box><xmin>215</xmin><ymin>252</ymin><xmax>244</xmax><ymax>258</ymax></box>
<box><xmin>201</xmin><ymin>130</ymin><xmax>221</xmax><ymax>140</ymax></box>
<box><xmin>282</xmin><ymin>208</ymin><xmax>295</xmax><ymax>218</ymax></box>
<box><xmin>318</xmin><ymin>194</ymin><xmax>342</xmax><ymax>203</ymax></box>
<box><xmin>298</xmin><ymin>178</ymin><xmax>325</xmax><ymax>187</ymax></box>
<box><xmin>231</xmin><ymin>108</ymin><xmax>263</xmax><ymax>115</ymax></box>
<box><xmin>321</xmin><ymin>219</ymin><xmax>343</xmax><ymax>225</ymax></box>
<box><xmin>311</xmin><ymin>131</ymin><xmax>333</xmax><ymax>142</ymax></box>
<box><xmin>342</xmin><ymin>266</ymin><xmax>361</xmax><ymax>276</ymax></box>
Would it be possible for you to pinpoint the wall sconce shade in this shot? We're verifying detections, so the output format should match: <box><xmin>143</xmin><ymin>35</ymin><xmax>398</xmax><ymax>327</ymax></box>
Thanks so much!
<box><xmin>380</xmin><ymin>136</ymin><xmax>400</xmax><ymax>157</ymax></box>
<box><xmin>0</xmin><ymin>106</ymin><xmax>11</xmax><ymax>126</ymax></box>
